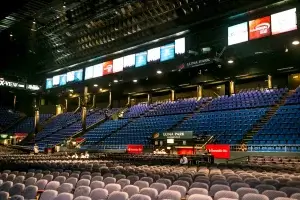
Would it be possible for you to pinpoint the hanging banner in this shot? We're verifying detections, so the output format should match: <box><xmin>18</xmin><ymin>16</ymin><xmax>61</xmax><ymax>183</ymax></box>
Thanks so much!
<box><xmin>206</xmin><ymin>144</ymin><xmax>230</xmax><ymax>159</ymax></box>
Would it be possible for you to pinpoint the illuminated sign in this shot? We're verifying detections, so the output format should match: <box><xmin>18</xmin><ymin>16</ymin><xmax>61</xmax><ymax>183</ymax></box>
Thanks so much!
<box><xmin>26</xmin><ymin>84</ymin><xmax>40</xmax><ymax>91</ymax></box>
<box><xmin>123</xmin><ymin>54</ymin><xmax>135</xmax><ymax>69</ymax></box>
<box><xmin>113</xmin><ymin>57</ymin><xmax>124</xmax><ymax>73</ymax></box>
<box><xmin>228</xmin><ymin>22</ymin><xmax>248</xmax><ymax>45</ymax></box>
<box><xmin>135</xmin><ymin>52</ymin><xmax>147</xmax><ymax>67</ymax></box>
<box><xmin>0</xmin><ymin>80</ymin><xmax>25</xmax><ymax>89</ymax></box>
<box><xmin>59</xmin><ymin>74</ymin><xmax>67</xmax><ymax>86</ymax></box>
<box><xmin>160</xmin><ymin>43</ymin><xmax>175</xmax><ymax>62</ymax></box>
<box><xmin>147</xmin><ymin>47</ymin><xmax>160</xmax><ymax>62</ymax></box>
<box><xmin>53</xmin><ymin>75</ymin><xmax>60</xmax><ymax>86</ymax></box>
<box><xmin>102</xmin><ymin>61</ymin><xmax>113</xmax><ymax>75</ymax></box>
<box><xmin>175</xmin><ymin>37</ymin><xmax>185</xmax><ymax>54</ymax></box>
<box><xmin>67</xmin><ymin>69</ymin><xmax>83</xmax><ymax>82</ymax></box>
<box><xmin>46</xmin><ymin>78</ymin><xmax>53</xmax><ymax>89</ymax></box>
<box><xmin>249</xmin><ymin>16</ymin><xmax>271</xmax><ymax>40</ymax></box>
<box><xmin>271</xmin><ymin>8</ymin><xmax>297</xmax><ymax>35</ymax></box>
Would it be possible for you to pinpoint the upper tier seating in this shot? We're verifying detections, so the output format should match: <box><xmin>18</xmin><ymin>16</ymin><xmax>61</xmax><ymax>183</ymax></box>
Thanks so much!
<box><xmin>285</xmin><ymin>87</ymin><xmax>300</xmax><ymax>105</ymax></box>
<box><xmin>103</xmin><ymin>115</ymin><xmax>185</xmax><ymax>148</ymax></box>
<box><xmin>203</xmin><ymin>88</ymin><xmax>287</xmax><ymax>111</ymax></box>
<box><xmin>6</xmin><ymin>114</ymin><xmax>53</xmax><ymax>134</ymax></box>
<box><xmin>83</xmin><ymin>119</ymin><xmax>129</xmax><ymax>146</ymax></box>
<box><xmin>250</xmin><ymin>104</ymin><xmax>300</xmax><ymax>151</ymax></box>
<box><xmin>0</xmin><ymin>107</ymin><xmax>21</xmax><ymax>130</ymax></box>
<box><xmin>122</xmin><ymin>103</ymin><xmax>155</xmax><ymax>118</ymax></box>
<box><xmin>175</xmin><ymin>108</ymin><xmax>267</xmax><ymax>144</ymax></box>
<box><xmin>35</xmin><ymin>109</ymin><xmax>120</xmax><ymax>148</ymax></box>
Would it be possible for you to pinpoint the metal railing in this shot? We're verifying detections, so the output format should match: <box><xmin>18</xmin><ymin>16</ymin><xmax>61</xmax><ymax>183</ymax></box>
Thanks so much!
<box><xmin>230</xmin><ymin>144</ymin><xmax>300</xmax><ymax>152</ymax></box>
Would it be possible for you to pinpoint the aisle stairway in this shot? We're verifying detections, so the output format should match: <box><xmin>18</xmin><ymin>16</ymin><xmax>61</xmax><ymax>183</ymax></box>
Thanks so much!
<box><xmin>241</xmin><ymin>90</ymin><xmax>294</xmax><ymax>144</ymax></box>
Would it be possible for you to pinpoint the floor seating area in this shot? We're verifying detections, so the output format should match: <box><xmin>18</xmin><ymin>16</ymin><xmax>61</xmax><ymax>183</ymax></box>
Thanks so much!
<box><xmin>175</xmin><ymin>108</ymin><xmax>268</xmax><ymax>144</ymax></box>
<box><xmin>250</xmin><ymin>105</ymin><xmax>300</xmax><ymax>151</ymax></box>
<box><xmin>1</xmin><ymin>156</ymin><xmax>300</xmax><ymax>200</ymax></box>
<box><xmin>6</xmin><ymin>114</ymin><xmax>53</xmax><ymax>134</ymax></box>
<box><xmin>0</xmin><ymin>107</ymin><xmax>22</xmax><ymax>130</ymax></box>
<box><xmin>203</xmin><ymin>88</ymin><xmax>287</xmax><ymax>111</ymax></box>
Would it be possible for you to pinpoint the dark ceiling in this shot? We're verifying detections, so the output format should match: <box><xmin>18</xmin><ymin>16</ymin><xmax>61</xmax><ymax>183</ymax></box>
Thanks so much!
<box><xmin>0</xmin><ymin>0</ymin><xmax>284</xmax><ymax>82</ymax></box>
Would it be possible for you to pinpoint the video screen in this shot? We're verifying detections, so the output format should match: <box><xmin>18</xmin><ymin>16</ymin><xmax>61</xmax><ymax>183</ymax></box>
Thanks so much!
<box><xmin>113</xmin><ymin>57</ymin><xmax>124</xmax><ymax>73</ymax></box>
<box><xmin>102</xmin><ymin>60</ymin><xmax>113</xmax><ymax>75</ymax></box>
<box><xmin>46</xmin><ymin>78</ymin><xmax>53</xmax><ymax>89</ymax></box>
<box><xmin>85</xmin><ymin>66</ymin><xmax>94</xmax><ymax>80</ymax></box>
<box><xmin>249</xmin><ymin>16</ymin><xmax>271</xmax><ymax>40</ymax></box>
<box><xmin>135</xmin><ymin>52</ymin><xmax>147</xmax><ymax>67</ymax></box>
<box><xmin>124</xmin><ymin>54</ymin><xmax>135</xmax><ymax>69</ymax></box>
<box><xmin>228</xmin><ymin>22</ymin><xmax>248</xmax><ymax>45</ymax></box>
<box><xmin>147</xmin><ymin>47</ymin><xmax>160</xmax><ymax>62</ymax></box>
<box><xmin>160</xmin><ymin>43</ymin><xmax>175</xmax><ymax>62</ymax></box>
<box><xmin>73</xmin><ymin>69</ymin><xmax>83</xmax><ymax>82</ymax></box>
<box><xmin>53</xmin><ymin>75</ymin><xmax>60</xmax><ymax>86</ymax></box>
<box><xmin>271</xmin><ymin>8</ymin><xmax>297</xmax><ymax>35</ymax></box>
<box><xmin>175</xmin><ymin>37</ymin><xmax>185</xmax><ymax>54</ymax></box>
<box><xmin>59</xmin><ymin>74</ymin><xmax>67</xmax><ymax>86</ymax></box>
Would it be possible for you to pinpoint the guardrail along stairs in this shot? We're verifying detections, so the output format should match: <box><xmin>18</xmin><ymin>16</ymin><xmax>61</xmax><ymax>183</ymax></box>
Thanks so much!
<box><xmin>241</xmin><ymin>90</ymin><xmax>294</xmax><ymax>144</ymax></box>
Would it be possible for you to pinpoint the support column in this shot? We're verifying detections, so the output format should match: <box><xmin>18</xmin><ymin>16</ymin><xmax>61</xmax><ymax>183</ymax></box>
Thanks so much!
<box><xmin>171</xmin><ymin>89</ymin><xmax>175</xmax><ymax>101</ymax></box>
<box><xmin>229</xmin><ymin>81</ymin><xmax>235</xmax><ymax>95</ymax></box>
<box><xmin>34</xmin><ymin>109</ymin><xmax>40</xmax><ymax>134</ymax></box>
<box><xmin>268</xmin><ymin>75</ymin><xmax>272</xmax><ymax>89</ymax></box>
<box><xmin>77</xmin><ymin>97</ymin><xmax>81</xmax><ymax>110</ymax></box>
<box><xmin>82</xmin><ymin>86</ymin><xmax>88</xmax><ymax>131</ymax></box>
<box><xmin>108</xmin><ymin>91</ymin><xmax>112</xmax><ymax>108</ymax></box>
<box><xmin>197</xmin><ymin>85</ymin><xmax>203</xmax><ymax>100</ymax></box>
<box><xmin>92</xmin><ymin>95</ymin><xmax>96</xmax><ymax>108</ymax></box>
<box><xmin>13</xmin><ymin>95</ymin><xmax>17</xmax><ymax>110</ymax></box>
<box><xmin>127</xmin><ymin>95</ymin><xmax>131</xmax><ymax>107</ymax></box>
<box><xmin>65</xmin><ymin>99</ymin><xmax>68</xmax><ymax>112</ymax></box>
<box><xmin>147</xmin><ymin>93</ymin><xmax>152</xmax><ymax>105</ymax></box>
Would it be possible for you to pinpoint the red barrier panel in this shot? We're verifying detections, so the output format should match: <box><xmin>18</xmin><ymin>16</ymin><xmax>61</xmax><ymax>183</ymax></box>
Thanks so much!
<box><xmin>177</xmin><ymin>147</ymin><xmax>194</xmax><ymax>155</ymax></box>
<box><xmin>206</xmin><ymin>144</ymin><xmax>230</xmax><ymax>159</ymax></box>
<box><xmin>127</xmin><ymin>145</ymin><xmax>143</xmax><ymax>154</ymax></box>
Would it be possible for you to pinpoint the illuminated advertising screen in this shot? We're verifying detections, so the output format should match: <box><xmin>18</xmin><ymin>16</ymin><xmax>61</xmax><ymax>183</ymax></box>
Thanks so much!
<box><xmin>249</xmin><ymin>16</ymin><xmax>271</xmax><ymax>40</ymax></box>
<box><xmin>147</xmin><ymin>47</ymin><xmax>160</xmax><ymax>62</ymax></box>
<box><xmin>53</xmin><ymin>75</ymin><xmax>60</xmax><ymax>86</ymax></box>
<box><xmin>67</xmin><ymin>71</ymin><xmax>74</xmax><ymax>82</ymax></box>
<box><xmin>93</xmin><ymin>64</ymin><xmax>103</xmax><ymax>78</ymax></box>
<box><xmin>74</xmin><ymin>69</ymin><xmax>83</xmax><ymax>82</ymax></box>
<box><xmin>102</xmin><ymin>61</ymin><xmax>113</xmax><ymax>75</ymax></box>
<box><xmin>271</xmin><ymin>8</ymin><xmax>297</xmax><ymax>35</ymax></box>
<box><xmin>46</xmin><ymin>78</ymin><xmax>53</xmax><ymax>89</ymax></box>
<box><xmin>135</xmin><ymin>52</ymin><xmax>147</xmax><ymax>67</ymax></box>
<box><xmin>124</xmin><ymin>54</ymin><xmax>135</xmax><ymax>69</ymax></box>
<box><xmin>175</xmin><ymin>37</ymin><xmax>185</xmax><ymax>54</ymax></box>
<box><xmin>59</xmin><ymin>74</ymin><xmax>67</xmax><ymax>86</ymax></box>
<box><xmin>85</xmin><ymin>66</ymin><xmax>93</xmax><ymax>80</ymax></box>
<box><xmin>160</xmin><ymin>43</ymin><xmax>175</xmax><ymax>62</ymax></box>
<box><xmin>228</xmin><ymin>22</ymin><xmax>248</xmax><ymax>45</ymax></box>
<box><xmin>113</xmin><ymin>57</ymin><xmax>124</xmax><ymax>73</ymax></box>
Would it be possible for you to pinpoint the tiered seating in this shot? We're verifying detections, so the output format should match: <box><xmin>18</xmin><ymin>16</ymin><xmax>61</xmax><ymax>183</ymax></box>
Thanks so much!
<box><xmin>6</xmin><ymin>114</ymin><xmax>53</xmax><ymax>134</ymax></box>
<box><xmin>145</xmin><ymin>98</ymin><xmax>211</xmax><ymax>116</ymax></box>
<box><xmin>286</xmin><ymin>87</ymin><xmax>300</xmax><ymax>105</ymax></box>
<box><xmin>36</xmin><ymin>109</ymin><xmax>120</xmax><ymax>148</ymax></box>
<box><xmin>251</xmin><ymin>105</ymin><xmax>300</xmax><ymax>151</ymax></box>
<box><xmin>176</xmin><ymin>108</ymin><xmax>267</xmax><ymax>144</ymax></box>
<box><xmin>104</xmin><ymin>115</ymin><xmax>185</xmax><ymax>148</ymax></box>
<box><xmin>0</xmin><ymin>107</ymin><xmax>21</xmax><ymax>130</ymax></box>
<box><xmin>123</xmin><ymin>103</ymin><xmax>154</xmax><ymax>118</ymax></box>
<box><xmin>203</xmin><ymin>88</ymin><xmax>287</xmax><ymax>111</ymax></box>
<box><xmin>83</xmin><ymin>119</ymin><xmax>129</xmax><ymax>146</ymax></box>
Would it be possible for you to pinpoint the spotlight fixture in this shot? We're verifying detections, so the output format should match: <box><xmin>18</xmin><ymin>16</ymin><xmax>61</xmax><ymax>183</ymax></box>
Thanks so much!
<box><xmin>114</xmin><ymin>80</ymin><xmax>118</xmax><ymax>83</ymax></box>
<box><xmin>63</xmin><ymin>5</ymin><xmax>66</xmax><ymax>8</ymax></box>
<box><xmin>69</xmin><ymin>89</ymin><xmax>74</xmax><ymax>92</ymax></box>
<box><xmin>133</xmin><ymin>79</ymin><xmax>138</xmax><ymax>83</ymax></box>
<box><xmin>292</xmin><ymin>40</ymin><xmax>299</xmax><ymax>45</ymax></box>
<box><xmin>93</xmin><ymin>84</ymin><xmax>98</xmax><ymax>87</ymax></box>
<box><xmin>156</xmin><ymin>70</ymin><xmax>162</xmax><ymax>74</ymax></box>
<box><xmin>9</xmin><ymin>34</ymin><xmax>13</xmax><ymax>37</ymax></box>
<box><xmin>228</xmin><ymin>59</ymin><xmax>234</xmax><ymax>64</ymax></box>
<box><xmin>33</xmin><ymin>21</ymin><xmax>36</xmax><ymax>24</ymax></box>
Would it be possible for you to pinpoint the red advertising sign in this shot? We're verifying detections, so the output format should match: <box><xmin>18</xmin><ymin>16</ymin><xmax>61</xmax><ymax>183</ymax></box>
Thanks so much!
<box><xmin>249</xmin><ymin>16</ymin><xmax>271</xmax><ymax>40</ymax></box>
<box><xmin>127</xmin><ymin>145</ymin><xmax>143</xmax><ymax>154</ymax></box>
<box><xmin>75</xmin><ymin>138</ymin><xmax>85</xmax><ymax>143</ymax></box>
<box><xmin>14</xmin><ymin>133</ymin><xmax>28</xmax><ymax>138</ymax></box>
<box><xmin>102</xmin><ymin>61</ymin><xmax>113</xmax><ymax>75</ymax></box>
<box><xmin>177</xmin><ymin>147</ymin><xmax>195</xmax><ymax>155</ymax></box>
<box><xmin>206</xmin><ymin>144</ymin><xmax>230</xmax><ymax>159</ymax></box>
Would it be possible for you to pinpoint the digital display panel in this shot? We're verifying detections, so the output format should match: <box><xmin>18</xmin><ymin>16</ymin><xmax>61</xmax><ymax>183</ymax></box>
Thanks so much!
<box><xmin>102</xmin><ymin>61</ymin><xmax>113</xmax><ymax>75</ymax></box>
<box><xmin>67</xmin><ymin>69</ymin><xmax>83</xmax><ymax>82</ymax></box>
<box><xmin>135</xmin><ymin>52</ymin><xmax>147</xmax><ymax>67</ymax></box>
<box><xmin>113</xmin><ymin>57</ymin><xmax>124</xmax><ymax>73</ymax></box>
<box><xmin>249</xmin><ymin>16</ymin><xmax>271</xmax><ymax>40</ymax></box>
<box><xmin>175</xmin><ymin>37</ymin><xmax>185</xmax><ymax>54</ymax></box>
<box><xmin>124</xmin><ymin>54</ymin><xmax>135</xmax><ymax>69</ymax></box>
<box><xmin>85</xmin><ymin>66</ymin><xmax>93</xmax><ymax>80</ymax></box>
<box><xmin>271</xmin><ymin>8</ymin><xmax>297</xmax><ymax>35</ymax></box>
<box><xmin>59</xmin><ymin>74</ymin><xmax>67</xmax><ymax>86</ymax></box>
<box><xmin>53</xmin><ymin>75</ymin><xmax>60</xmax><ymax>86</ymax></box>
<box><xmin>160</xmin><ymin>43</ymin><xmax>175</xmax><ymax>62</ymax></box>
<box><xmin>147</xmin><ymin>47</ymin><xmax>160</xmax><ymax>62</ymax></box>
<box><xmin>46</xmin><ymin>78</ymin><xmax>53</xmax><ymax>89</ymax></box>
<box><xmin>228</xmin><ymin>22</ymin><xmax>248</xmax><ymax>45</ymax></box>
<box><xmin>93</xmin><ymin>64</ymin><xmax>103</xmax><ymax>78</ymax></box>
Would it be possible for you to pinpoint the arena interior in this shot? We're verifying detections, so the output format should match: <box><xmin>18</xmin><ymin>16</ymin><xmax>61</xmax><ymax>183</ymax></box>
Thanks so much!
<box><xmin>0</xmin><ymin>0</ymin><xmax>300</xmax><ymax>200</ymax></box>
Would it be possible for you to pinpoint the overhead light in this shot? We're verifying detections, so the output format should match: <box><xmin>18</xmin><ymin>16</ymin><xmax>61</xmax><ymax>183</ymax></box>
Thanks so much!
<box><xmin>292</xmin><ymin>40</ymin><xmax>299</xmax><ymax>45</ymax></box>
<box><xmin>228</xmin><ymin>59</ymin><xmax>234</xmax><ymax>64</ymax></box>
<box><xmin>93</xmin><ymin>84</ymin><xmax>98</xmax><ymax>87</ymax></box>
<box><xmin>63</xmin><ymin>5</ymin><xmax>66</xmax><ymax>8</ymax></box>
<box><xmin>69</xmin><ymin>89</ymin><xmax>73</xmax><ymax>92</ymax></box>
<box><xmin>285</xmin><ymin>47</ymin><xmax>289</xmax><ymax>53</ymax></box>
<box><xmin>9</xmin><ymin>34</ymin><xmax>13</xmax><ymax>37</ymax></box>
<box><xmin>157</xmin><ymin>70</ymin><xmax>162</xmax><ymax>74</ymax></box>
<box><xmin>133</xmin><ymin>79</ymin><xmax>138</xmax><ymax>83</ymax></box>
<box><xmin>114</xmin><ymin>80</ymin><xmax>118</xmax><ymax>83</ymax></box>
